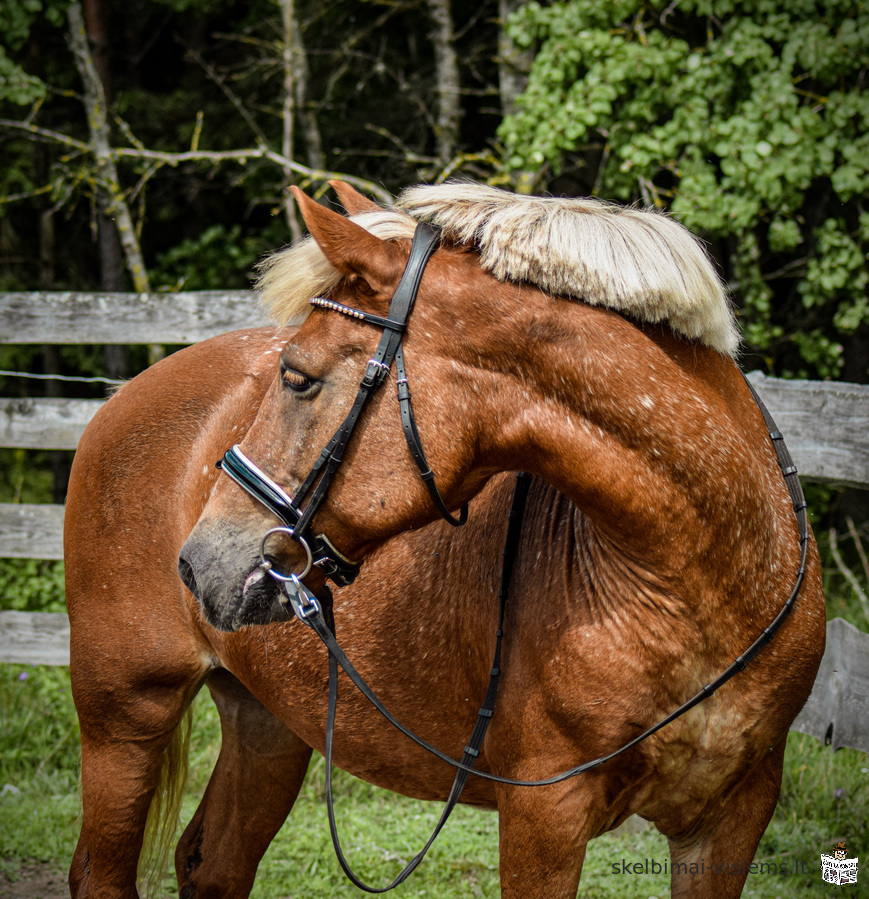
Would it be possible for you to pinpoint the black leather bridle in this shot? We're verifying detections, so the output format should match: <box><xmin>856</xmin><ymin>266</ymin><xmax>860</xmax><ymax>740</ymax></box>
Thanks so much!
<box><xmin>218</xmin><ymin>221</ymin><xmax>466</xmax><ymax>599</ymax></box>
<box><xmin>214</xmin><ymin>220</ymin><xmax>810</xmax><ymax>893</ymax></box>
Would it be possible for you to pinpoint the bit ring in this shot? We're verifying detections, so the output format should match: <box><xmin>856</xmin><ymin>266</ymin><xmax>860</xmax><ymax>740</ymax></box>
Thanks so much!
<box><xmin>259</xmin><ymin>527</ymin><xmax>313</xmax><ymax>582</ymax></box>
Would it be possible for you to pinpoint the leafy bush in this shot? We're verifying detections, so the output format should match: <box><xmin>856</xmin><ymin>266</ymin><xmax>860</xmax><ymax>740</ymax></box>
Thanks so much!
<box><xmin>0</xmin><ymin>559</ymin><xmax>66</xmax><ymax>613</ymax></box>
<box><xmin>150</xmin><ymin>224</ymin><xmax>268</xmax><ymax>292</ymax></box>
<box><xmin>499</xmin><ymin>0</ymin><xmax>869</xmax><ymax>379</ymax></box>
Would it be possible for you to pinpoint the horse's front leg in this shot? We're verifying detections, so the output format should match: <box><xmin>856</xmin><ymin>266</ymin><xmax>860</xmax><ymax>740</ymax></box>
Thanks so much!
<box><xmin>495</xmin><ymin>778</ymin><xmax>600</xmax><ymax>899</ymax></box>
<box><xmin>175</xmin><ymin>669</ymin><xmax>313</xmax><ymax>898</ymax></box>
<box><xmin>665</xmin><ymin>738</ymin><xmax>786</xmax><ymax>899</ymax></box>
<box><xmin>69</xmin><ymin>629</ymin><xmax>204</xmax><ymax>899</ymax></box>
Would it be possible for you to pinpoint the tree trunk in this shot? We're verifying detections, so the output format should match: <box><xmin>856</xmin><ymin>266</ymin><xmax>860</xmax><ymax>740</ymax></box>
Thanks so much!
<box><xmin>292</xmin><ymin>16</ymin><xmax>325</xmax><ymax>173</ymax></box>
<box><xmin>427</xmin><ymin>0</ymin><xmax>461</xmax><ymax>168</ymax></box>
<box><xmin>69</xmin><ymin>1</ymin><xmax>149</xmax><ymax>293</ymax></box>
<box><xmin>278</xmin><ymin>0</ymin><xmax>303</xmax><ymax>241</ymax></box>
<box><xmin>69</xmin><ymin>0</ymin><xmax>162</xmax><ymax>364</ymax></box>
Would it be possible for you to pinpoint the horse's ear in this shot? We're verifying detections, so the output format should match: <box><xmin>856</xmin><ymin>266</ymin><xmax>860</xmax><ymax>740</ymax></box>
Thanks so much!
<box><xmin>329</xmin><ymin>180</ymin><xmax>383</xmax><ymax>215</ymax></box>
<box><xmin>291</xmin><ymin>186</ymin><xmax>404</xmax><ymax>296</ymax></box>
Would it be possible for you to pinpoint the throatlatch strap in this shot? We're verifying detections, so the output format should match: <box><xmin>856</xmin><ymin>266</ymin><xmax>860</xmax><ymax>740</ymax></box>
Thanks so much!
<box><xmin>395</xmin><ymin>343</ymin><xmax>468</xmax><ymax>527</ymax></box>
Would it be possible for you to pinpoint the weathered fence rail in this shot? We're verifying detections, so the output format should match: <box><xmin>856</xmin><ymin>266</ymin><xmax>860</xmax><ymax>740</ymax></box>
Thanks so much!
<box><xmin>1</xmin><ymin>291</ymin><xmax>868</xmax><ymax>753</ymax></box>
<box><xmin>0</xmin><ymin>291</ymin><xmax>265</xmax><ymax>560</ymax></box>
<box><xmin>0</xmin><ymin>290</ymin><xmax>261</xmax><ymax>344</ymax></box>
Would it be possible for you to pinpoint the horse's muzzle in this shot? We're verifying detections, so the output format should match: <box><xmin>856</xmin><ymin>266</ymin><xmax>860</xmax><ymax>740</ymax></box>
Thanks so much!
<box><xmin>178</xmin><ymin>521</ymin><xmax>291</xmax><ymax>632</ymax></box>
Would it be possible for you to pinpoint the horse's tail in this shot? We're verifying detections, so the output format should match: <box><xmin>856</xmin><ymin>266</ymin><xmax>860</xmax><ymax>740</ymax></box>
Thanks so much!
<box><xmin>137</xmin><ymin>705</ymin><xmax>194</xmax><ymax>897</ymax></box>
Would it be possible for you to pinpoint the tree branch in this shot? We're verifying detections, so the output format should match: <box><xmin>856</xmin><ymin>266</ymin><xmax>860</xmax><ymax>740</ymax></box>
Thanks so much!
<box><xmin>847</xmin><ymin>516</ymin><xmax>869</xmax><ymax>584</ymax></box>
<box><xmin>108</xmin><ymin>145</ymin><xmax>392</xmax><ymax>204</ymax></box>
<box><xmin>0</xmin><ymin>119</ymin><xmax>90</xmax><ymax>152</ymax></box>
<box><xmin>830</xmin><ymin>526</ymin><xmax>869</xmax><ymax>628</ymax></box>
<box><xmin>363</xmin><ymin>124</ymin><xmax>437</xmax><ymax>166</ymax></box>
<box><xmin>185</xmin><ymin>43</ymin><xmax>271</xmax><ymax>149</ymax></box>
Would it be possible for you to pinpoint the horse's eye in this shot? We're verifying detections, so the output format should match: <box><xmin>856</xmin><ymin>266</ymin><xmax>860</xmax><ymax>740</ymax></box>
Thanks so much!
<box><xmin>281</xmin><ymin>368</ymin><xmax>314</xmax><ymax>394</ymax></box>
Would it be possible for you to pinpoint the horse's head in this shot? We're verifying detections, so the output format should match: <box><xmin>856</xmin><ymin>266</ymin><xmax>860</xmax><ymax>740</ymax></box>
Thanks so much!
<box><xmin>180</xmin><ymin>179</ymin><xmax>738</xmax><ymax>631</ymax></box>
<box><xmin>180</xmin><ymin>186</ymin><xmax>508</xmax><ymax>631</ymax></box>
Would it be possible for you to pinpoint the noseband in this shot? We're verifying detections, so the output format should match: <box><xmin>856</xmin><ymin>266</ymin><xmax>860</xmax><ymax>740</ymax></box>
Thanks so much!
<box><xmin>218</xmin><ymin>221</ymin><xmax>466</xmax><ymax>597</ymax></box>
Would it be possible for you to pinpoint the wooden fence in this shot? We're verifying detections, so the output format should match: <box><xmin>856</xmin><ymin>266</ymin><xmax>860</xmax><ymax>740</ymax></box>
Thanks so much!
<box><xmin>1</xmin><ymin>291</ymin><xmax>868</xmax><ymax>753</ymax></box>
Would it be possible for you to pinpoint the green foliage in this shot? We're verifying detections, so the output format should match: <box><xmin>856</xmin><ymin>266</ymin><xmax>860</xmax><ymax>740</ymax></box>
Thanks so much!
<box><xmin>151</xmin><ymin>224</ymin><xmax>267</xmax><ymax>291</ymax></box>
<box><xmin>0</xmin><ymin>48</ymin><xmax>46</xmax><ymax>106</ymax></box>
<box><xmin>769</xmin><ymin>733</ymin><xmax>869</xmax><ymax>888</ymax></box>
<box><xmin>0</xmin><ymin>663</ymin><xmax>80</xmax><ymax>877</ymax></box>
<box><xmin>0</xmin><ymin>447</ymin><xmax>55</xmax><ymax>504</ymax></box>
<box><xmin>0</xmin><ymin>559</ymin><xmax>66</xmax><ymax>613</ymax></box>
<box><xmin>2</xmin><ymin>0</ymin><xmax>69</xmax><ymax>49</ymax></box>
<box><xmin>0</xmin><ymin>664</ymin><xmax>79</xmax><ymax>782</ymax></box>
<box><xmin>0</xmin><ymin>0</ymin><xmax>69</xmax><ymax>104</ymax></box>
<box><xmin>499</xmin><ymin>0</ymin><xmax>869</xmax><ymax>378</ymax></box>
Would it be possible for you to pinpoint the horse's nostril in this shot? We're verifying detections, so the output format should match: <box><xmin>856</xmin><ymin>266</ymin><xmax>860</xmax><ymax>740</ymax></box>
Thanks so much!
<box><xmin>177</xmin><ymin>555</ymin><xmax>199</xmax><ymax>598</ymax></box>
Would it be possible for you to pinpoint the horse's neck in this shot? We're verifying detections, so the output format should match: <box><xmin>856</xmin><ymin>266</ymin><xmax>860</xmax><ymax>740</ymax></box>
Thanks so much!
<box><xmin>517</xmin><ymin>479</ymin><xmax>680</xmax><ymax>615</ymax></box>
<box><xmin>480</xmin><ymin>303</ymin><xmax>785</xmax><ymax>593</ymax></box>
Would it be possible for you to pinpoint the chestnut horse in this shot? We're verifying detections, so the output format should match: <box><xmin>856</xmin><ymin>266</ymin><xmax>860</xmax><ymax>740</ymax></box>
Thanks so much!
<box><xmin>65</xmin><ymin>181</ymin><xmax>824</xmax><ymax>898</ymax></box>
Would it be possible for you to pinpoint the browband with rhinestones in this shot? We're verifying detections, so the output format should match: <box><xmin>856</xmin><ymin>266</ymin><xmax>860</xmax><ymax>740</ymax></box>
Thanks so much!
<box><xmin>310</xmin><ymin>297</ymin><xmax>406</xmax><ymax>332</ymax></box>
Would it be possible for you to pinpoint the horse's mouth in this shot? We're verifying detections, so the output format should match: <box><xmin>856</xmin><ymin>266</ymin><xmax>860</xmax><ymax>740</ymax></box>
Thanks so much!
<box><xmin>178</xmin><ymin>553</ymin><xmax>291</xmax><ymax>632</ymax></box>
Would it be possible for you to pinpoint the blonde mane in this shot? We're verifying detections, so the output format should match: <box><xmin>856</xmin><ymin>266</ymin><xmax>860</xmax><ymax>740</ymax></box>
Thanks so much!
<box><xmin>258</xmin><ymin>182</ymin><xmax>739</xmax><ymax>357</ymax></box>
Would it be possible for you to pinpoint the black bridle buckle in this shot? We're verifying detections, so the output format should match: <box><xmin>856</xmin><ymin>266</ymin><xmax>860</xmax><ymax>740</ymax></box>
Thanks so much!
<box><xmin>361</xmin><ymin>358</ymin><xmax>391</xmax><ymax>389</ymax></box>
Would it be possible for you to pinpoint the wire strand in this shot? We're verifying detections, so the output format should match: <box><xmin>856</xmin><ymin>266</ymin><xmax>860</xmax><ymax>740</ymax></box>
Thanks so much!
<box><xmin>0</xmin><ymin>369</ymin><xmax>124</xmax><ymax>386</ymax></box>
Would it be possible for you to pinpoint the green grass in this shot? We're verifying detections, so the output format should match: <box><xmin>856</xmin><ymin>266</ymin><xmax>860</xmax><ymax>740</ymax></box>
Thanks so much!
<box><xmin>0</xmin><ymin>664</ymin><xmax>80</xmax><ymax>879</ymax></box>
<box><xmin>1</xmin><ymin>661</ymin><xmax>867</xmax><ymax>897</ymax></box>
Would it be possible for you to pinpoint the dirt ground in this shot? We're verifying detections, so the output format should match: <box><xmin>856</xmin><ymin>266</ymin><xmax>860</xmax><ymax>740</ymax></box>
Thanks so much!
<box><xmin>0</xmin><ymin>861</ymin><xmax>68</xmax><ymax>899</ymax></box>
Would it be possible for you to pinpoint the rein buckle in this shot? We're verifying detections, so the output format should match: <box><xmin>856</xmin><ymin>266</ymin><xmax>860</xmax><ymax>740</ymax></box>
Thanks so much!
<box><xmin>281</xmin><ymin>574</ymin><xmax>322</xmax><ymax>625</ymax></box>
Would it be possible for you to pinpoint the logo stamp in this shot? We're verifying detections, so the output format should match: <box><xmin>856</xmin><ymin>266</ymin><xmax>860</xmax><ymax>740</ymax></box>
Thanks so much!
<box><xmin>820</xmin><ymin>840</ymin><xmax>859</xmax><ymax>887</ymax></box>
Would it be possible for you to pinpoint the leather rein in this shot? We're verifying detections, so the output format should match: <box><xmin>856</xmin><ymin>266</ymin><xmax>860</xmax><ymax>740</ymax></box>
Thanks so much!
<box><xmin>216</xmin><ymin>221</ymin><xmax>810</xmax><ymax>893</ymax></box>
